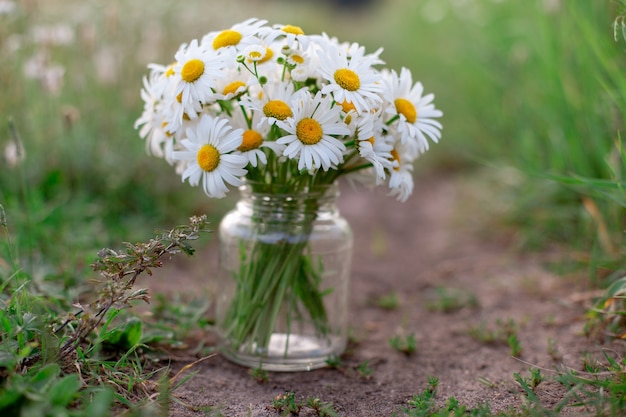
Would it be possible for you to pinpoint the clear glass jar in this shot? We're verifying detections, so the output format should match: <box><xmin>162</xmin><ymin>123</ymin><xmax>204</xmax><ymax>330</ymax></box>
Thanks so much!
<box><xmin>216</xmin><ymin>181</ymin><xmax>353</xmax><ymax>371</ymax></box>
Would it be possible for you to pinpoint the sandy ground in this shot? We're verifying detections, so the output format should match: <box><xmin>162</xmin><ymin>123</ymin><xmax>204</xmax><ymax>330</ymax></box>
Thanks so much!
<box><xmin>144</xmin><ymin>171</ymin><xmax>622</xmax><ymax>416</ymax></box>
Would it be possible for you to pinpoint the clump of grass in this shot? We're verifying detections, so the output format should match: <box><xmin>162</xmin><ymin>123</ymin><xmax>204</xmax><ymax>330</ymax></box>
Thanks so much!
<box><xmin>467</xmin><ymin>318</ymin><xmax>519</xmax><ymax>345</ymax></box>
<box><xmin>546</xmin><ymin>337</ymin><xmax>561</xmax><ymax>362</ymax></box>
<box><xmin>389</xmin><ymin>332</ymin><xmax>417</xmax><ymax>356</ymax></box>
<box><xmin>424</xmin><ymin>286</ymin><xmax>479</xmax><ymax>313</ymax></box>
<box><xmin>271</xmin><ymin>392</ymin><xmax>339</xmax><ymax>417</ymax></box>
<box><xmin>585</xmin><ymin>273</ymin><xmax>626</xmax><ymax>341</ymax></box>
<box><xmin>376</xmin><ymin>292</ymin><xmax>400</xmax><ymax>310</ymax></box>
<box><xmin>467</xmin><ymin>318</ymin><xmax>524</xmax><ymax>358</ymax></box>
<box><xmin>357</xmin><ymin>360</ymin><xmax>374</xmax><ymax>380</ymax></box>
<box><xmin>392</xmin><ymin>376</ymin><xmax>439</xmax><ymax>416</ymax></box>
<box><xmin>514</xmin><ymin>367</ymin><xmax>544</xmax><ymax>401</ymax></box>
<box><xmin>392</xmin><ymin>363</ymin><xmax>626</xmax><ymax>416</ymax></box>
<box><xmin>248</xmin><ymin>366</ymin><xmax>269</xmax><ymax>384</ymax></box>
<box><xmin>324</xmin><ymin>354</ymin><xmax>343</xmax><ymax>369</ymax></box>
<box><xmin>508</xmin><ymin>334</ymin><xmax>523</xmax><ymax>358</ymax></box>
<box><xmin>553</xmin><ymin>352</ymin><xmax>626</xmax><ymax>415</ymax></box>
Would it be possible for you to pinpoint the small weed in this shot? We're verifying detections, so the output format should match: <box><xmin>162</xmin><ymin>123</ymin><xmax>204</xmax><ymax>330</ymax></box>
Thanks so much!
<box><xmin>468</xmin><ymin>318</ymin><xmax>523</xmax><ymax>356</ymax></box>
<box><xmin>249</xmin><ymin>366</ymin><xmax>269</xmax><ymax>383</ymax></box>
<box><xmin>357</xmin><ymin>360</ymin><xmax>374</xmax><ymax>379</ymax></box>
<box><xmin>272</xmin><ymin>392</ymin><xmax>301</xmax><ymax>415</ymax></box>
<box><xmin>513</xmin><ymin>369</ymin><xmax>541</xmax><ymax>402</ymax></box>
<box><xmin>467</xmin><ymin>318</ymin><xmax>519</xmax><ymax>345</ymax></box>
<box><xmin>271</xmin><ymin>392</ymin><xmax>339</xmax><ymax>417</ymax></box>
<box><xmin>508</xmin><ymin>334</ymin><xmax>523</xmax><ymax>357</ymax></box>
<box><xmin>529</xmin><ymin>368</ymin><xmax>543</xmax><ymax>388</ymax></box>
<box><xmin>389</xmin><ymin>332</ymin><xmax>417</xmax><ymax>356</ymax></box>
<box><xmin>581</xmin><ymin>353</ymin><xmax>602</xmax><ymax>373</ymax></box>
<box><xmin>306</xmin><ymin>397</ymin><xmax>340</xmax><ymax>417</ymax></box>
<box><xmin>376</xmin><ymin>292</ymin><xmax>400</xmax><ymax>310</ymax></box>
<box><xmin>585</xmin><ymin>274</ymin><xmax>626</xmax><ymax>341</ymax></box>
<box><xmin>424</xmin><ymin>286</ymin><xmax>479</xmax><ymax>313</ymax></box>
<box><xmin>392</xmin><ymin>376</ymin><xmax>438</xmax><ymax>416</ymax></box>
<box><xmin>547</xmin><ymin>337</ymin><xmax>561</xmax><ymax>361</ymax></box>
<box><xmin>325</xmin><ymin>354</ymin><xmax>343</xmax><ymax>368</ymax></box>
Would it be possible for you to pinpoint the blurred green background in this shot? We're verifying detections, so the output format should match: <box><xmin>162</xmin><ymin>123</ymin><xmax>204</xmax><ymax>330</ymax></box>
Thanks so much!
<box><xmin>1</xmin><ymin>0</ymin><xmax>624</xmax><ymax>279</ymax></box>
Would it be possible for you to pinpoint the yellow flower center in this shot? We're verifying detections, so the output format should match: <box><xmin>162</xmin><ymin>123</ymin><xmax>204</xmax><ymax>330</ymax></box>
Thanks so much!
<box><xmin>249</xmin><ymin>51</ymin><xmax>263</xmax><ymax>60</ymax></box>
<box><xmin>340</xmin><ymin>100</ymin><xmax>356</xmax><ymax>113</ymax></box>
<box><xmin>366</xmin><ymin>136</ymin><xmax>375</xmax><ymax>145</ymax></box>
<box><xmin>296</xmin><ymin>118</ymin><xmax>323</xmax><ymax>145</ymax></box>
<box><xmin>394</xmin><ymin>98</ymin><xmax>417</xmax><ymax>124</ymax></box>
<box><xmin>213</xmin><ymin>30</ymin><xmax>242</xmax><ymax>50</ymax></box>
<box><xmin>390</xmin><ymin>148</ymin><xmax>401</xmax><ymax>171</ymax></box>
<box><xmin>165</xmin><ymin>64</ymin><xmax>175</xmax><ymax>77</ymax></box>
<box><xmin>197</xmin><ymin>144</ymin><xmax>220</xmax><ymax>172</ymax></box>
<box><xmin>223</xmin><ymin>81</ymin><xmax>246</xmax><ymax>96</ymax></box>
<box><xmin>176</xmin><ymin>92</ymin><xmax>183</xmax><ymax>103</ymax></box>
<box><xmin>181</xmin><ymin>59</ymin><xmax>204</xmax><ymax>83</ymax></box>
<box><xmin>258</xmin><ymin>47</ymin><xmax>274</xmax><ymax>64</ymax></box>
<box><xmin>291</xmin><ymin>54</ymin><xmax>304</xmax><ymax>64</ymax></box>
<box><xmin>334</xmin><ymin>68</ymin><xmax>360</xmax><ymax>92</ymax></box>
<box><xmin>282</xmin><ymin>25</ymin><xmax>304</xmax><ymax>35</ymax></box>
<box><xmin>263</xmin><ymin>100</ymin><xmax>292</xmax><ymax>120</ymax></box>
<box><xmin>238</xmin><ymin>130</ymin><xmax>263</xmax><ymax>152</ymax></box>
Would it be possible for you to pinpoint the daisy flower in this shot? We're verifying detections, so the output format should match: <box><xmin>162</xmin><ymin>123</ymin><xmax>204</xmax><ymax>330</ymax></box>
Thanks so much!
<box><xmin>241</xmin><ymin>42</ymin><xmax>283</xmax><ymax>82</ymax></box>
<box><xmin>276</xmin><ymin>92</ymin><xmax>350</xmax><ymax>172</ymax></box>
<box><xmin>242</xmin><ymin>80</ymin><xmax>306</xmax><ymax>129</ymax></box>
<box><xmin>266</xmin><ymin>23</ymin><xmax>312</xmax><ymax>50</ymax></box>
<box><xmin>173</xmin><ymin>39</ymin><xmax>225</xmax><ymax>114</ymax></box>
<box><xmin>317</xmin><ymin>41</ymin><xmax>383</xmax><ymax>114</ymax></box>
<box><xmin>284</xmin><ymin>45</ymin><xmax>320</xmax><ymax>82</ymax></box>
<box><xmin>135</xmin><ymin>68</ymin><xmax>170</xmax><ymax>158</ymax></box>
<box><xmin>212</xmin><ymin>68</ymin><xmax>256</xmax><ymax>101</ymax></box>
<box><xmin>229</xmin><ymin>109</ymin><xmax>283</xmax><ymax>167</ymax></box>
<box><xmin>351</xmin><ymin>112</ymin><xmax>395</xmax><ymax>184</ymax></box>
<box><xmin>172</xmin><ymin>114</ymin><xmax>248</xmax><ymax>198</ymax></box>
<box><xmin>382</xmin><ymin>67</ymin><xmax>443</xmax><ymax>154</ymax></box>
<box><xmin>243</xmin><ymin>44</ymin><xmax>268</xmax><ymax>63</ymax></box>
<box><xmin>387</xmin><ymin>142</ymin><xmax>415</xmax><ymax>202</ymax></box>
<box><xmin>202</xmin><ymin>18</ymin><xmax>269</xmax><ymax>52</ymax></box>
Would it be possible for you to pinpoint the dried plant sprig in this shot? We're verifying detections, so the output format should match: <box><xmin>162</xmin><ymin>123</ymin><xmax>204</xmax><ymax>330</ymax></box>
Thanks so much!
<box><xmin>23</xmin><ymin>215</ymin><xmax>210</xmax><ymax>367</ymax></box>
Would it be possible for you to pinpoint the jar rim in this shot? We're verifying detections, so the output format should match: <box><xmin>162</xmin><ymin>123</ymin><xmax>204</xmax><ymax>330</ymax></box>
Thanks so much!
<box><xmin>240</xmin><ymin>179</ymin><xmax>339</xmax><ymax>199</ymax></box>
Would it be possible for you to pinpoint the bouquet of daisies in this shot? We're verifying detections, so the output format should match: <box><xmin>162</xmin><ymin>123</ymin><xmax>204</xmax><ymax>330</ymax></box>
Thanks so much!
<box><xmin>135</xmin><ymin>18</ymin><xmax>442</xmax><ymax>201</ymax></box>
<box><xmin>135</xmin><ymin>18</ymin><xmax>442</xmax><ymax>364</ymax></box>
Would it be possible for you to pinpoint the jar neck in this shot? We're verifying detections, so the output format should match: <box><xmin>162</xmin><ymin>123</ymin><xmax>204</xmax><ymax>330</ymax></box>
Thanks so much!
<box><xmin>237</xmin><ymin>180</ymin><xmax>339</xmax><ymax>220</ymax></box>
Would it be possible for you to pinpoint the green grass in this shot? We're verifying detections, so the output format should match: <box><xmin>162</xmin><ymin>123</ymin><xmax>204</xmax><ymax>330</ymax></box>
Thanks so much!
<box><xmin>392</xmin><ymin>363</ymin><xmax>626</xmax><ymax>416</ymax></box>
<box><xmin>389</xmin><ymin>332</ymin><xmax>417</xmax><ymax>356</ymax></box>
<box><xmin>0</xmin><ymin>213</ymin><xmax>213</xmax><ymax>415</ymax></box>
<box><xmin>375</xmin><ymin>0</ymin><xmax>626</xmax><ymax>264</ymax></box>
<box><xmin>424</xmin><ymin>286</ymin><xmax>479</xmax><ymax>313</ymax></box>
<box><xmin>1</xmin><ymin>0</ymin><xmax>626</xmax><ymax>414</ymax></box>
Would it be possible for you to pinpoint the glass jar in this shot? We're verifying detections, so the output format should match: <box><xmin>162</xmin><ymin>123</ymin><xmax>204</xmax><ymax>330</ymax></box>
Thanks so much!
<box><xmin>215</xmin><ymin>181</ymin><xmax>353</xmax><ymax>371</ymax></box>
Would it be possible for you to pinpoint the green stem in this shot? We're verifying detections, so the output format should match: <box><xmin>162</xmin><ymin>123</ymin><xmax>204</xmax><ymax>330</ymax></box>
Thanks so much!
<box><xmin>223</xmin><ymin>196</ymin><xmax>330</xmax><ymax>355</ymax></box>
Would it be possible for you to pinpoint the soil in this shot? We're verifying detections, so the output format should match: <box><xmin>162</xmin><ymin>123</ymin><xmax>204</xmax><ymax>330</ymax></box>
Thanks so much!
<box><xmin>144</xmin><ymin>171</ymin><xmax>624</xmax><ymax>416</ymax></box>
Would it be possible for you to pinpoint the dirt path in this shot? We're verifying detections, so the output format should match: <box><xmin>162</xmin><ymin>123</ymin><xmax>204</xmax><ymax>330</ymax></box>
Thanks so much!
<box><xmin>146</xmin><ymin>172</ymin><xmax>618</xmax><ymax>416</ymax></box>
